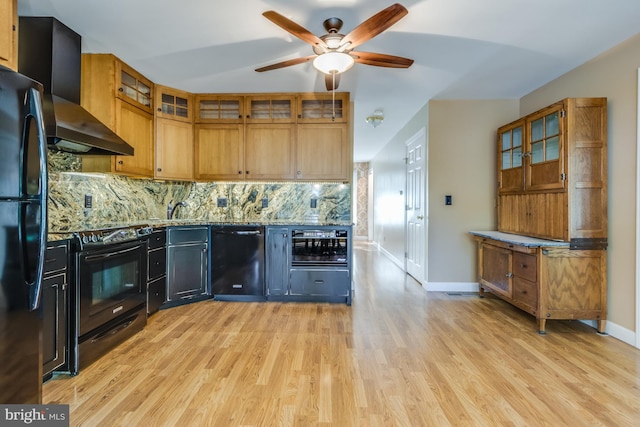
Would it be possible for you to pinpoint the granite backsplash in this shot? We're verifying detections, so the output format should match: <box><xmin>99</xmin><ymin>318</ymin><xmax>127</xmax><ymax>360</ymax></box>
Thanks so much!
<box><xmin>47</xmin><ymin>151</ymin><xmax>351</xmax><ymax>232</ymax></box>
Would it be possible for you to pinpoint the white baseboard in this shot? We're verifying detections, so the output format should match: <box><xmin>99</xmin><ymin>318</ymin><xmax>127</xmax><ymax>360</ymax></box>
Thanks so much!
<box><xmin>580</xmin><ymin>319</ymin><xmax>637</xmax><ymax>347</ymax></box>
<box><xmin>374</xmin><ymin>242</ymin><xmax>404</xmax><ymax>270</ymax></box>
<box><xmin>425</xmin><ymin>282</ymin><xmax>638</xmax><ymax>348</ymax></box>
<box><xmin>353</xmin><ymin>236</ymin><xmax>369</xmax><ymax>241</ymax></box>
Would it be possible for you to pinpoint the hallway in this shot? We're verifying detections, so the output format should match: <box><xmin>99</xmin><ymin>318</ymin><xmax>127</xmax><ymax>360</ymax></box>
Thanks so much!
<box><xmin>43</xmin><ymin>241</ymin><xmax>640</xmax><ymax>426</ymax></box>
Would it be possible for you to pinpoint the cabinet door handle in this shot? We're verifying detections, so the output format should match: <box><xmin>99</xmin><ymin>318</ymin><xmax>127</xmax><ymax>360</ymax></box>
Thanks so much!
<box><xmin>520</xmin><ymin>264</ymin><xmax>527</xmax><ymax>269</ymax></box>
<box><xmin>314</xmin><ymin>280</ymin><xmax>324</xmax><ymax>285</ymax></box>
<box><xmin>506</xmin><ymin>272</ymin><xmax>513</xmax><ymax>278</ymax></box>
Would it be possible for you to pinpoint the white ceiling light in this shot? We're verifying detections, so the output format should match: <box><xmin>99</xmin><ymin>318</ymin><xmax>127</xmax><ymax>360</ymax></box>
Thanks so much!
<box><xmin>313</xmin><ymin>52</ymin><xmax>355</xmax><ymax>75</ymax></box>
<box><xmin>365</xmin><ymin>109</ymin><xmax>384</xmax><ymax>128</ymax></box>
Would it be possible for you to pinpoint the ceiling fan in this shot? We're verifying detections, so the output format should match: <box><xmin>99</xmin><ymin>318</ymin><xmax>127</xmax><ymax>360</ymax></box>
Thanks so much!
<box><xmin>255</xmin><ymin>3</ymin><xmax>414</xmax><ymax>91</ymax></box>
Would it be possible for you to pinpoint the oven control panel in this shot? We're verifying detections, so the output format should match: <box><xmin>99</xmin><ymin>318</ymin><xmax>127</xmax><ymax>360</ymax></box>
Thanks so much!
<box><xmin>293</xmin><ymin>229</ymin><xmax>348</xmax><ymax>239</ymax></box>
<box><xmin>75</xmin><ymin>226</ymin><xmax>153</xmax><ymax>248</ymax></box>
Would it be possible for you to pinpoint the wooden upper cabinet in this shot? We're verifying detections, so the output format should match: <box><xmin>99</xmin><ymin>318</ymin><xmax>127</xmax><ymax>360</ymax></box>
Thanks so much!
<box><xmin>116</xmin><ymin>61</ymin><xmax>154</xmax><ymax>114</ymax></box>
<box><xmin>156</xmin><ymin>85</ymin><xmax>193</xmax><ymax>122</ymax></box>
<box><xmin>296</xmin><ymin>123</ymin><xmax>350</xmax><ymax>181</ymax></box>
<box><xmin>155</xmin><ymin>118</ymin><xmax>193</xmax><ymax>181</ymax></box>
<box><xmin>115</xmin><ymin>100</ymin><xmax>154</xmax><ymax>176</ymax></box>
<box><xmin>0</xmin><ymin>0</ymin><xmax>17</xmax><ymax>71</ymax></box>
<box><xmin>496</xmin><ymin>98</ymin><xmax>607</xmax><ymax>243</ymax></box>
<box><xmin>497</xmin><ymin>119</ymin><xmax>525</xmax><ymax>194</ymax></box>
<box><xmin>297</xmin><ymin>92</ymin><xmax>349</xmax><ymax>124</ymax></box>
<box><xmin>195</xmin><ymin>95</ymin><xmax>244</xmax><ymax>123</ymax></box>
<box><xmin>525</xmin><ymin>102</ymin><xmax>565</xmax><ymax>192</ymax></box>
<box><xmin>245</xmin><ymin>94</ymin><xmax>295</xmax><ymax>123</ymax></box>
<box><xmin>245</xmin><ymin>124</ymin><xmax>295</xmax><ymax>179</ymax></box>
<box><xmin>194</xmin><ymin>124</ymin><xmax>244</xmax><ymax>180</ymax></box>
<box><xmin>81</xmin><ymin>53</ymin><xmax>155</xmax><ymax>177</ymax></box>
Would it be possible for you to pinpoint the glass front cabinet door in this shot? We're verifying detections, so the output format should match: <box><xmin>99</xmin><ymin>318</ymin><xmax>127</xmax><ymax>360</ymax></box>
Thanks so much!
<box><xmin>497</xmin><ymin>119</ymin><xmax>525</xmax><ymax>194</ymax></box>
<box><xmin>525</xmin><ymin>104</ymin><xmax>565</xmax><ymax>192</ymax></box>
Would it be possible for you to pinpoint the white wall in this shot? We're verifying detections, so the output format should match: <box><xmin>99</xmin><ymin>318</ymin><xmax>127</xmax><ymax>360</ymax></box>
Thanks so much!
<box><xmin>370</xmin><ymin>100</ymin><xmax>517</xmax><ymax>283</ymax></box>
<box><xmin>427</xmin><ymin>100</ymin><xmax>518</xmax><ymax>283</ymax></box>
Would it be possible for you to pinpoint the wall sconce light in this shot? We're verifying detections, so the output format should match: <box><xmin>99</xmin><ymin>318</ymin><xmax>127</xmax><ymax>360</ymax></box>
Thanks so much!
<box><xmin>365</xmin><ymin>109</ymin><xmax>384</xmax><ymax>128</ymax></box>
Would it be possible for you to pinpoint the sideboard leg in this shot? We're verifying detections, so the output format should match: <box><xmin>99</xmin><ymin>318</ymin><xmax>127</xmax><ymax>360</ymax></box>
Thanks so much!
<box><xmin>596</xmin><ymin>319</ymin><xmax>608</xmax><ymax>335</ymax></box>
<box><xmin>537</xmin><ymin>318</ymin><xmax>547</xmax><ymax>335</ymax></box>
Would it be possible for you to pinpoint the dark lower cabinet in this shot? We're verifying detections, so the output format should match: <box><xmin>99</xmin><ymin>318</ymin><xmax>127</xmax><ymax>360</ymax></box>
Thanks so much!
<box><xmin>265</xmin><ymin>225</ymin><xmax>352</xmax><ymax>305</ymax></box>
<box><xmin>147</xmin><ymin>229</ymin><xmax>166</xmax><ymax>315</ymax></box>
<box><xmin>43</xmin><ymin>241</ymin><xmax>69</xmax><ymax>380</ymax></box>
<box><xmin>266</xmin><ymin>227</ymin><xmax>289</xmax><ymax>296</ymax></box>
<box><xmin>166</xmin><ymin>227</ymin><xmax>209</xmax><ymax>304</ymax></box>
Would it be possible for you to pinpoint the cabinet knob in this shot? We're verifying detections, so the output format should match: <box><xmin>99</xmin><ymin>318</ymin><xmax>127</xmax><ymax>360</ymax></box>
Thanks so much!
<box><xmin>297</xmin><ymin>171</ymin><xmax>302</xmax><ymax>176</ymax></box>
<box><xmin>118</xmin><ymin>160</ymin><xmax>124</xmax><ymax>165</ymax></box>
<box><xmin>238</xmin><ymin>171</ymin><xmax>242</xmax><ymax>174</ymax></box>
<box><xmin>118</xmin><ymin>87</ymin><xmax>124</xmax><ymax>92</ymax></box>
<box><xmin>157</xmin><ymin>168</ymin><xmax>162</xmax><ymax>172</ymax></box>
<box><xmin>157</xmin><ymin>108</ymin><xmax>162</xmax><ymax>112</ymax></box>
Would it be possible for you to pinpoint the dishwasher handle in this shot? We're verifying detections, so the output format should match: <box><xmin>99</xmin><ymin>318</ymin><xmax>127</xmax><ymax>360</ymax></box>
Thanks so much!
<box><xmin>211</xmin><ymin>229</ymin><xmax>262</xmax><ymax>236</ymax></box>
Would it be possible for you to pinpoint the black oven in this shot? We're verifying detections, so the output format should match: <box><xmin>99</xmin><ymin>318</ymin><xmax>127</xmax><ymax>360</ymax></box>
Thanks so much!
<box><xmin>77</xmin><ymin>239</ymin><xmax>147</xmax><ymax>336</ymax></box>
<box><xmin>70</xmin><ymin>226</ymin><xmax>150</xmax><ymax>373</ymax></box>
<box><xmin>291</xmin><ymin>229</ymin><xmax>349</xmax><ymax>266</ymax></box>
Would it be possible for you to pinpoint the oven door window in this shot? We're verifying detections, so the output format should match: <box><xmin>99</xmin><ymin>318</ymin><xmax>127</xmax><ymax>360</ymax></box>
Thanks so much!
<box><xmin>291</xmin><ymin>230</ymin><xmax>348</xmax><ymax>266</ymax></box>
<box><xmin>78</xmin><ymin>241</ymin><xmax>146</xmax><ymax>336</ymax></box>
<box><xmin>88</xmin><ymin>255</ymin><xmax>140</xmax><ymax>314</ymax></box>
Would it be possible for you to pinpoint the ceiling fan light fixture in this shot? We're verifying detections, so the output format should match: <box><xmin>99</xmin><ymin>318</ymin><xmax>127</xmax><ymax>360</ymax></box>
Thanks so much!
<box><xmin>313</xmin><ymin>52</ymin><xmax>355</xmax><ymax>75</ymax></box>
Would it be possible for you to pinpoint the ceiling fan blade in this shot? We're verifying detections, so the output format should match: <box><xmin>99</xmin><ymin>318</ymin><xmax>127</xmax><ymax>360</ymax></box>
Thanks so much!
<box><xmin>340</xmin><ymin>3</ymin><xmax>408</xmax><ymax>50</ymax></box>
<box><xmin>255</xmin><ymin>55</ymin><xmax>316</xmax><ymax>72</ymax></box>
<box><xmin>324</xmin><ymin>73</ymin><xmax>341</xmax><ymax>91</ymax></box>
<box><xmin>263</xmin><ymin>11</ymin><xmax>327</xmax><ymax>48</ymax></box>
<box><xmin>352</xmin><ymin>51</ymin><xmax>414</xmax><ymax>68</ymax></box>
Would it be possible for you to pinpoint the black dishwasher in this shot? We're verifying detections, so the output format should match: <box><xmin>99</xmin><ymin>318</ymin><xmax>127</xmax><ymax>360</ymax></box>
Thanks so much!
<box><xmin>210</xmin><ymin>225</ymin><xmax>265</xmax><ymax>301</ymax></box>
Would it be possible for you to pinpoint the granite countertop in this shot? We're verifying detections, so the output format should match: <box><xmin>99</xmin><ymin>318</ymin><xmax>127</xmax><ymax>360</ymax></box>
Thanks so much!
<box><xmin>48</xmin><ymin>219</ymin><xmax>353</xmax><ymax>241</ymax></box>
<box><xmin>469</xmin><ymin>230</ymin><xmax>569</xmax><ymax>247</ymax></box>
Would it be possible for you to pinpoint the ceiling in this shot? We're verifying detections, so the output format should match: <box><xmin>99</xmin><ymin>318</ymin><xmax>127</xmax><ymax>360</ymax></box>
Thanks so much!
<box><xmin>17</xmin><ymin>0</ymin><xmax>640</xmax><ymax>162</ymax></box>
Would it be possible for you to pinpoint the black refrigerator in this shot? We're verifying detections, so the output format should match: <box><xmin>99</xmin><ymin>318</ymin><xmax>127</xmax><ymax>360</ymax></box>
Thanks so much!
<box><xmin>0</xmin><ymin>65</ymin><xmax>48</xmax><ymax>404</ymax></box>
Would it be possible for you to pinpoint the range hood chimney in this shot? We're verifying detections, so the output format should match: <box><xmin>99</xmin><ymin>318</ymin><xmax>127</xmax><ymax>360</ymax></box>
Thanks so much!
<box><xmin>18</xmin><ymin>17</ymin><xmax>134</xmax><ymax>156</ymax></box>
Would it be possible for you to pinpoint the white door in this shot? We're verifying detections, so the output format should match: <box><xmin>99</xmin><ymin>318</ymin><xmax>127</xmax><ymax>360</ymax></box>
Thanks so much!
<box><xmin>406</xmin><ymin>129</ymin><xmax>426</xmax><ymax>283</ymax></box>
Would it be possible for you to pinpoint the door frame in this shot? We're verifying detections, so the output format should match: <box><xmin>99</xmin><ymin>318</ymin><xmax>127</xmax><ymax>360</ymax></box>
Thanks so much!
<box><xmin>636</xmin><ymin>68</ymin><xmax>640</xmax><ymax>348</ymax></box>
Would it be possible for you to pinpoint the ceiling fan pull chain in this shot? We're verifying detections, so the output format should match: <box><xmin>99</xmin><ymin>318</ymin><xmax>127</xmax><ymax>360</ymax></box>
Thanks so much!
<box><xmin>332</xmin><ymin>72</ymin><xmax>336</xmax><ymax>122</ymax></box>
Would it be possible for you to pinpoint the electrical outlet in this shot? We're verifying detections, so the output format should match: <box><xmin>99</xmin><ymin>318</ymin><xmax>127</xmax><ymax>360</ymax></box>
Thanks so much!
<box><xmin>261</xmin><ymin>198</ymin><xmax>269</xmax><ymax>208</ymax></box>
<box><xmin>84</xmin><ymin>194</ymin><xmax>92</xmax><ymax>208</ymax></box>
<box><xmin>217</xmin><ymin>197</ymin><xmax>227</xmax><ymax>207</ymax></box>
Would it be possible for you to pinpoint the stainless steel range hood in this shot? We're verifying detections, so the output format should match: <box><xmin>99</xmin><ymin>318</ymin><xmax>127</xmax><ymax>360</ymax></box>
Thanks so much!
<box><xmin>18</xmin><ymin>17</ymin><xmax>134</xmax><ymax>156</ymax></box>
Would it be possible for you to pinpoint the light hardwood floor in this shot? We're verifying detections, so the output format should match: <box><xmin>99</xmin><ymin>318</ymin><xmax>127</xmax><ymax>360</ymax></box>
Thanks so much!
<box><xmin>44</xmin><ymin>242</ymin><xmax>640</xmax><ymax>426</ymax></box>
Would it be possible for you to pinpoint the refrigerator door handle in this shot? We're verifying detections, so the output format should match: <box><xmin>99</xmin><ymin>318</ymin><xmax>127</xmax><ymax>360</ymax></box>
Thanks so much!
<box><xmin>24</xmin><ymin>87</ymin><xmax>48</xmax><ymax>311</ymax></box>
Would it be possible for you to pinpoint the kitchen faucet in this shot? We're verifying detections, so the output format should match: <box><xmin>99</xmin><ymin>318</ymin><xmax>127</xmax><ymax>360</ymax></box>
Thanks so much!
<box><xmin>167</xmin><ymin>200</ymin><xmax>187</xmax><ymax>219</ymax></box>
